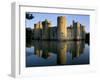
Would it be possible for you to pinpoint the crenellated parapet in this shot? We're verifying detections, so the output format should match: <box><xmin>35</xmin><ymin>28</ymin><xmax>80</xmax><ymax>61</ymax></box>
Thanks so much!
<box><xmin>32</xmin><ymin>16</ymin><xmax>86</xmax><ymax>41</ymax></box>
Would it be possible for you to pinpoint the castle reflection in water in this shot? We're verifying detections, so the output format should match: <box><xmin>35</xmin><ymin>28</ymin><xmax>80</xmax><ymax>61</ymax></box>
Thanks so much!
<box><xmin>26</xmin><ymin>41</ymin><xmax>89</xmax><ymax>67</ymax></box>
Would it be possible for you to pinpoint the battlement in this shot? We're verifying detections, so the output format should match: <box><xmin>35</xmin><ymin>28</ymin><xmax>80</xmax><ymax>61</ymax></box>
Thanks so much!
<box><xmin>33</xmin><ymin>16</ymin><xmax>86</xmax><ymax>41</ymax></box>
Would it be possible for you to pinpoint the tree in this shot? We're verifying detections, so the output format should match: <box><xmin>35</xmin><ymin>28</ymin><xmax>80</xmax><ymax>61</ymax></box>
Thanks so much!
<box><xmin>26</xmin><ymin>12</ymin><xmax>34</xmax><ymax>20</ymax></box>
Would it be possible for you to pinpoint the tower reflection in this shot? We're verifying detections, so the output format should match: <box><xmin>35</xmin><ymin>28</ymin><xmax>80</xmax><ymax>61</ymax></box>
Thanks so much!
<box><xmin>28</xmin><ymin>40</ymin><xmax>85</xmax><ymax>64</ymax></box>
<box><xmin>57</xmin><ymin>41</ymin><xmax>67</xmax><ymax>65</ymax></box>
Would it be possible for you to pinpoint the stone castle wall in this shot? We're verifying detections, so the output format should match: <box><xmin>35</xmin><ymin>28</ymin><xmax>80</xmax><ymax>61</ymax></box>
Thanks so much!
<box><xmin>33</xmin><ymin>16</ymin><xmax>86</xmax><ymax>40</ymax></box>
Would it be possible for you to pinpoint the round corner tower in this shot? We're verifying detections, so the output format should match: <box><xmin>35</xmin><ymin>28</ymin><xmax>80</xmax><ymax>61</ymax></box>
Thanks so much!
<box><xmin>57</xmin><ymin>16</ymin><xmax>67</xmax><ymax>41</ymax></box>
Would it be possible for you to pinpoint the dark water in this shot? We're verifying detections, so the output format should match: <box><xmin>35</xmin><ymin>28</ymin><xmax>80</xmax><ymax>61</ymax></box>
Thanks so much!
<box><xmin>26</xmin><ymin>41</ymin><xmax>89</xmax><ymax>67</ymax></box>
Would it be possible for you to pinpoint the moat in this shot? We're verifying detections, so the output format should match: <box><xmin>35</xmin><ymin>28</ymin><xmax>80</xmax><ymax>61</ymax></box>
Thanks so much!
<box><xmin>26</xmin><ymin>40</ymin><xmax>89</xmax><ymax>67</ymax></box>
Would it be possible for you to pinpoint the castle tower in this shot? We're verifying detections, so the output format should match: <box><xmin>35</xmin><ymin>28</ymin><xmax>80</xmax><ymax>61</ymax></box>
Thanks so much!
<box><xmin>73</xmin><ymin>21</ymin><xmax>81</xmax><ymax>40</ymax></box>
<box><xmin>42</xmin><ymin>19</ymin><xmax>52</xmax><ymax>40</ymax></box>
<box><xmin>42</xmin><ymin>19</ymin><xmax>51</xmax><ymax>29</ymax></box>
<box><xmin>80</xmin><ymin>25</ymin><xmax>85</xmax><ymax>39</ymax></box>
<box><xmin>38</xmin><ymin>21</ymin><xmax>43</xmax><ymax>29</ymax></box>
<box><xmin>77</xmin><ymin>22</ymin><xmax>81</xmax><ymax>39</ymax></box>
<box><xmin>34</xmin><ymin>22</ymin><xmax>42</xmax><ymax>40</ymax></box>
<box><xmin>34</xmin><ymin>23</ymin><xmax>39</xmax><ymax>29</ymax></box>
<box><xmin>57</xmin><ymin>16</ymin><xmax>67</xmax><ymax>41</ymax></box>
<box><xmin>47</xmin><ymin>20</ymin><xmax>52</xmax><ymax>28</ymax></box>
<box><xmin>38</xmin><ymin>22</ymin><xmax>43</xmax><ymax>40</ymax></box>
<box><xmin>34</xmin><ymin>23</ymin><xmax>39</xmax><ymax>40</ymax></box>
<box><xmin>47</xmin><ymin>21</ymin><xmax>52</xmax><ymax>40</ymax></box>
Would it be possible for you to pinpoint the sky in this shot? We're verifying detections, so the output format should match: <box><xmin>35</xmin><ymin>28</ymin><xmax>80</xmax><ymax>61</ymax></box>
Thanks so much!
<box><xmin>25</xmin><ymin>12</ymin><xmax>90</xmax><ymax>33</ymax></box>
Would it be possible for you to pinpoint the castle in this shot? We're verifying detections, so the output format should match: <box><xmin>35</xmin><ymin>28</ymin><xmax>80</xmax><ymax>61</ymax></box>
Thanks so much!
<box><xmin>33</xmin><ymin>16</ymin><xmax>85</xmax><ymax>41</ymax></box>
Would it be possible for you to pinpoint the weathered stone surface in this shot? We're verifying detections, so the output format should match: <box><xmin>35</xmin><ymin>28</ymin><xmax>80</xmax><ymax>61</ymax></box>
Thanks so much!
<box><xmin>32</xmin><ymin>16</ymin><xmax>86</xmax><ymax>40</ymax></box>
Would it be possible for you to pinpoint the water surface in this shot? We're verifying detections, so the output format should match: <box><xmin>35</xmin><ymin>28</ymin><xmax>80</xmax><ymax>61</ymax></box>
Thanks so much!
<box><xmin>26</xmin><ymin>41</ymin><xmax>89</xmax><ymax>67</ymax></box>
